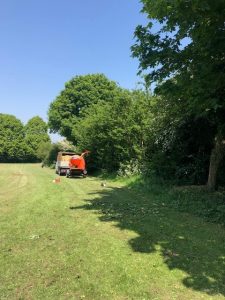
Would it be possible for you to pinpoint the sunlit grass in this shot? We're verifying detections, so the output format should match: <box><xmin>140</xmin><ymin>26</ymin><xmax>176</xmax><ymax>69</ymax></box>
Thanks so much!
<box><xmin>0</xmin><ymin>164</ymin><xmax>224</xmax><ymax>299</ymax></box>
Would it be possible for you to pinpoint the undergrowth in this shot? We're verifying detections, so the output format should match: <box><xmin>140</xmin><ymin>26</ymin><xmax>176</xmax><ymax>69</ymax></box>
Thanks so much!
<box><xmin>119</xmin><ymin>175</ymin><xmax>225</xmax><ymax>227</ymax></box>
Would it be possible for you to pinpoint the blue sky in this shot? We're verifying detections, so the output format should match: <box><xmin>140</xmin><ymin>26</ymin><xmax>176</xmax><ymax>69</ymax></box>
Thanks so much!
<box><xmin>0</xmin><ymin>0</ymin><xmax>148</xmax><ymax>133</ymax></box>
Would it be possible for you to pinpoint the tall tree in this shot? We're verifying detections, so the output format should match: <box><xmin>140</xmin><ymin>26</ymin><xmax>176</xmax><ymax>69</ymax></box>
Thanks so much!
<box><xmin>48</xmin><ymin>74</ymin><xmax>121</xmax><ymax>142</ymax></box>
<box><xmin>0</xmin><ymin>114</ymin><xmax>30</xmax><ymax>162</ymax></box>
<box><xmin>24</xmin><ymin>116</ymin><xmax>50</xmax><ymax>160</ymax></box>
<box><xmin>132</xmin><ymin>0</ymin><xmax>225</xmax><ymax>190</ymax></box>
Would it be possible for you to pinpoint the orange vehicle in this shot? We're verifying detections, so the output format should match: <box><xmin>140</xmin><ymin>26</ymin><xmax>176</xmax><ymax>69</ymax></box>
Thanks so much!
<box><xmin>66</xmin><ymin>150</ymin><xmax>90</xmax><ymax>178</ymax></box>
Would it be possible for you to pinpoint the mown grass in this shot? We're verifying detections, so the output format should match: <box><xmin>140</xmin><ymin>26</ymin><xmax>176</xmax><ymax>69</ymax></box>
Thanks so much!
<box><xmin>0</xmin><ymin>164</ymin><xmax>225</xmax><ymax>299</ymax></box>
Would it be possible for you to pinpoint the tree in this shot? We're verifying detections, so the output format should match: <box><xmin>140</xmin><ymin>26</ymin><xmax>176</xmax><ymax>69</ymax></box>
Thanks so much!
<box><xmin>48</xmin><ymin>74</ymin><xmax>121</xmax><ymax>142</ymax></box>
<box><xmin>73</xmin><ymin>89</ymin><xmax>152</xmax><ymax>172</ymax></box>
<box><xmin>144</xmin><ymin>97</ymin><xmax>215</xmax><ymax>183</ymax></box>
<box><xmin>24</xmin><ymin>116</ymin><xmax>50</xmax><ymax>161</ymax></box>
<box><xmin>57</xmin><ymin>139</ymin><xmax>76</xmax><ymax>152</ymax></box>
<box><xmin>0</xmin><ymin>114</ymin><xmax>30</xmax><ymax>162</ymax></box>
<box><xmin>36</xmin><ymin>141</ymin><xmax>52</xmax><ymax>162</ymax></box>
<box><xmin>132</xmin><ymin>0</ymin><xmax>225</xmax><ymax>190</ymax></box>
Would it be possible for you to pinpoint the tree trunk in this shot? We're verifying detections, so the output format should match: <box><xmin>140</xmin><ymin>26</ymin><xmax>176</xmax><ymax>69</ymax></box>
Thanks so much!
<box><xmin>207</xmin><ymin>132</ymin><xmax>225</xmax><ymax>191</ymax></box>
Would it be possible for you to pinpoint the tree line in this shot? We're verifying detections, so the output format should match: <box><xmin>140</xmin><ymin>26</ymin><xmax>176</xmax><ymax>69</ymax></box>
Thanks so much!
<box><xmin>0</xmin><ymin>115</ymin><xmax>50</xmax><ymax>162</ymax></box>
<box><xmin>47</xmin><ymin>71</ymin><xmax>224</xmax><ymax>190</ymax></box>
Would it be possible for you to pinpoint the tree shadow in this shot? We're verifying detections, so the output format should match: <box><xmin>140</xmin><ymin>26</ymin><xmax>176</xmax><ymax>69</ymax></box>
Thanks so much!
<box><xmin>70</xmin><ymin>185</ymin><xmax>225</xmax><ymax>296</ymax></box>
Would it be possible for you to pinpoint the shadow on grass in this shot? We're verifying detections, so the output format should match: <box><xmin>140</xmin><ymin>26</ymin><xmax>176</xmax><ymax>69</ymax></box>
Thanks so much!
<box><xmin>70</xmin><ymin>184</ymin><xmax>225</xmax><ymax>296</ymax></box>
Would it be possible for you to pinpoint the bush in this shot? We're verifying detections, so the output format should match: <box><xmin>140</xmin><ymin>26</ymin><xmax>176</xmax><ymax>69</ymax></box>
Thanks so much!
<box><xmin>117</xmin><ymin>159</ymin><xmax>142</xmax><ymax>177</ymax></box>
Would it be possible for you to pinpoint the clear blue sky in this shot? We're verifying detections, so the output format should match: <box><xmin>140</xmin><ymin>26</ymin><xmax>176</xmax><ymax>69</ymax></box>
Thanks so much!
<box><xmin>0</xmin><ymin>0</ymin><xmax>148</xmax><ymax>130</ymax></box>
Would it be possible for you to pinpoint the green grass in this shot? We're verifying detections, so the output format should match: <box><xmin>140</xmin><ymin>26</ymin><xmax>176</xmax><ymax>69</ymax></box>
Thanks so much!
<box><xmin>126</xmin><ymin>176</ymin><xmax>225</xmax><ymax>226</ymax></box>
<box><xmin>0</xmin><ymin>164</ymin><xmax>225</xmax><ymax>299</ymax></box>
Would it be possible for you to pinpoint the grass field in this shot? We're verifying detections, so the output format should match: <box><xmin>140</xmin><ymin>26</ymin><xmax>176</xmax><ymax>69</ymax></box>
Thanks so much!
<box><xmin>0</xmin><ymin>164</ymin><xmax>225</xmax><ymax>299</ymax></box>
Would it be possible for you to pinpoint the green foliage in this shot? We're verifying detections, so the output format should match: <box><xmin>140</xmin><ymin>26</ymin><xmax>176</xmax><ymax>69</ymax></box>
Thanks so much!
<box><xmin>48</xmin><ymin>74</ymin><xmax>121</xmax><ymax>141</ymax></box>
<box><xmin>144</xmin><ymin>103</ymin><xmax>215</xmax><ymax>184</ymax></box>
<box><xmin>43</xmin><ymin>143</ymin><xmax>61</xmax><ymax>166</ymax></box>
<box><xmin>73</xmin><ymin>89</ymin><xmax>153</xmax><ymax>172</ymax></box>
<box><xmin>0</xmin><ymin>114</ymin><xmax>29</xmax><ymax>162</ymax></box>
<box><xmin>132</xmin><ymin>0</ymin><xmax>225</xmax><ymax>116</ymax></box>
<box><xmin>24</xmin><ymin>116</ymin><xmax>50</xmax><ymax>161</ymax></box>
<box><xmin>36</xmin><ymin>141</ymin><xmax>52</xmax><ymax>161</ymax></box>
<box><xmin>132</xmin><ymin>0</ymin><xmax>225</xmax><ymax>187</ymax></box>
<box><xmin>0</xmin><ymin>114</ymin><xmax>51</xmax><ymax>163</ymax></box>
<box><xmin>117</xmin><ymin>159</ymin><xmax>142</xmax><ymax>177</ymax></box>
